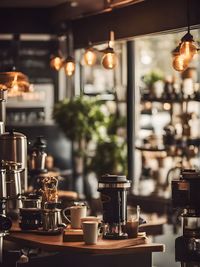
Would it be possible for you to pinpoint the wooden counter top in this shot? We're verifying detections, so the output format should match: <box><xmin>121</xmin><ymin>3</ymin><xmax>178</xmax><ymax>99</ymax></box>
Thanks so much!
<box><xmin>6</xmin><ymin>230</ymin><xmax>164</xmax><ymax>255</ymax></box>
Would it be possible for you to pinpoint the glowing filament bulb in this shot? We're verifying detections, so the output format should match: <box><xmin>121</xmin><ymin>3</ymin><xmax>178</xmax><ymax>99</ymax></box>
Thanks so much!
<box><xmin>50</xmin><ymin>56</ymin><xmax>63</xmax><ymax>71</ymax></box>
<box><xmin>172</xmin><ymin>54</ymin><xmax>189</xmax><ymax>72</ymax></box>
<box><xmin>84</xmin><ymin>48</ymin><xmax>97</xmax><ymax>66</ymax></box>
<box><xmin>65</xmin><ymin>57</ymin><xmax>75</xmax><ymax>76</ymax></box>
<box><xmin>180</xmin><ymin>41</ymin><xmax>197</xmax><ymax>61</ymax></box>
<box><xmin>102</xmin><ymin>50</ymin><xmax>118</xmax><ymax>69</ymax></box>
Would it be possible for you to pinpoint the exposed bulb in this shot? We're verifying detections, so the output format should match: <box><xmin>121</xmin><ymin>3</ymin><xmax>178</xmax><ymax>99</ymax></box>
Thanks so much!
<box><xmin>172</xmin><ymin>54</ymin><xmax>189</xmax><ymax>72</ymax></box>
<box><xmin>64</xmin><ymin>57</ymin><xmax>75</xmax><ymax>76</ymax></box>
<box><xmin>84</xmin><ymin>48</ymin><xmax>97</xmax><ymax>66</ymax></box>
<box><xmin>50</xmin><ymin>56</ymin><xmax>63</xmax><ymax>71</ymax></box>
<box><xmin>180</xmin><ymin>41</ymin><xmax>197</xmax><ymax>61</ymax></box>
<box><xmin>102</xmin><ymin>48</ymin><xmax>118</xmax><ymax>69</ymax></box>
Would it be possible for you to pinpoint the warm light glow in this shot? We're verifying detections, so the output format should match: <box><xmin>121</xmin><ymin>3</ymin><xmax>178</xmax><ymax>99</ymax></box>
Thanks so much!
<box><xmin>180</xmin><ymin>41</ymin><xmax>197</xmax><ymax>61</ymax></box>
<box><xmin>50</xmin><ymin>56</ymin><xmax>63</xmax><ymax>71</ymax></box>
<box><xmin>172</xmin><ymin>54</ymin><xmax>189</xmax><ymax>72</ymax></box>
<box><xmin>163</xmin><ymin>103</ymin><xmax>171</xmax><ymax>111</ymax></box>
<box><xmin>8</xmin><ymin>74</ymin><xmax>22</xmax><ymax>97</ymax></box>
<box><xmin>64</xmin><ymin>58</ymin><xmax>75</xmax><ymax>76</ymax></box>
<box><xmin>102</xmin><ymin>52</ymin><xmax>118</xmax><ymax>69</ymax></box>
<box><xmin>84</xmin><ymin>48</ymin><xmax>97</xmax><ymax>66</ymax></box>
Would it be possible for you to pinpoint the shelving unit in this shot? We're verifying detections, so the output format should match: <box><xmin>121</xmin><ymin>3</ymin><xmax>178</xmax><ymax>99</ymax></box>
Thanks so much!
<box><xmin>135</xmin><ymin>80</ymin><xmax>200</xmax><ymax>198</ymax></box>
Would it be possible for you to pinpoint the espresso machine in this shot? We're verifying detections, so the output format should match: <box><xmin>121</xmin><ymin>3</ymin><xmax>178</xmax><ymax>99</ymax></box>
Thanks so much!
<box><xmin>98</xmin><ymin>174</ymin><xmax>131</xmax><ymax>239</ymax></box>
<box><xmin>0</xmin><ymin>83</ymin><xmax>28</xmax><ymax>262</ymax></box>
<box><xmin>172</xmin><ymin>169</ymin><xmax>200</xmax><ymax>267</ymax></box>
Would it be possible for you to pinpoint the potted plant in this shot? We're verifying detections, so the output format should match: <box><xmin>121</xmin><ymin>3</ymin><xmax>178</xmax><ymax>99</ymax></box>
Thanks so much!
<box><xmin>142</xmin><ymin>69</ymin><xmax>164</xmax><ymax>98</ymax></box>
<box><xmin>53</xmin><ymin>96</ymin><xmax>105</xmax><ymax>191</ymax></box>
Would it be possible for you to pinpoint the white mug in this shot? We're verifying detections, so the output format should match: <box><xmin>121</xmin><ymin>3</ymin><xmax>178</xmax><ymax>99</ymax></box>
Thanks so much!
<box><xmin>82</xmin><ymin>221</ymin><xmax>98</xmax><ymax>245</ymax></box>
<box><xmin>63</xmin><ymin>205</ymin><xmax>87</xmax><ymax>229</ymax></box>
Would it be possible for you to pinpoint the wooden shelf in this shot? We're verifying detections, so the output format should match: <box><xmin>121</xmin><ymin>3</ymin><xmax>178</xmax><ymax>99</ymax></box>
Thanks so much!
<box><xmin>141</xmin><ymin>97</ymin><xmax>200</xmax><ymax>103</ymax></box>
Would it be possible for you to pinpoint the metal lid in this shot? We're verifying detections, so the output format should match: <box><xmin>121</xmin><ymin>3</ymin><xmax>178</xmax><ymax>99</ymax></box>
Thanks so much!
<box><xmin>98</xmin><ymin>174</ymin><xmax>131</xmax><ymax>189</ymax></box>
<box><xmin>0</xmin><ymin>130</ymin><xmax>27</xmax><ymax>140</ymax></box>
<box><xmin>99</xmin><ymin>174</ymin><xmax>129</xmax><ymax>183</ymax></box>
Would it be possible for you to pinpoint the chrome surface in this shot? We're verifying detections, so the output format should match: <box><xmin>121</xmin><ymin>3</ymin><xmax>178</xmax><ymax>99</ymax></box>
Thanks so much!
<box><xmin>98</xmin><ymin>182</ymin><xmax>131</xmax><ymax>189</ymax></box>
<box><xmin>0</xmin><ymin>131</ymin><xmax>27</xmax><ymax>191</ymax></box>
<box><xmin>42</xmin><ymin>208</ymin><xmax>62</xmax><ymax>231</ymax></box>
<box><xmin>0</xmin><ymin>169</ymin><xmax>6</xmax><ymax>199</ymax></box>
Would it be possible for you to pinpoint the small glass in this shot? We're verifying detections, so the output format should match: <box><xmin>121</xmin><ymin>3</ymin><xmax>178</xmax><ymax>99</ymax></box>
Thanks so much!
<box><xmin>126</xmin><ymin>205</ymin><xmax>140</xmax><ymax>238</ymax></box>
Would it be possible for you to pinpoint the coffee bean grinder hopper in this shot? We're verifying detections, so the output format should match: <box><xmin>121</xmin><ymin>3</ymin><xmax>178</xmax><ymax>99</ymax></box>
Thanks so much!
<box><xmin>172</xmin><ymin>169</ymin><xmax>200</xmax><ymax>267</ymax></box>
<box><xmin>98</xmin><ymin>174</ymin><xmax>131</xmax><ymax>239</ymax></box>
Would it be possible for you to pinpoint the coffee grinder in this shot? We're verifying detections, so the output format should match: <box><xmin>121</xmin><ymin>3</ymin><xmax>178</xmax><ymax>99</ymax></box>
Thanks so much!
<box><xmin>28</xmin><ymin>136</ymin><xmax>47</xmax><ymax>192</ymax></box>
<box><xmin>172</xmin><ymin>169</ymin><xmax>200</xmax><ymax>267</ymax></box>
<box><xmin>98</xmin><ymin>174</ymin><xmax>131</xmax><ymax>239</ymax></box>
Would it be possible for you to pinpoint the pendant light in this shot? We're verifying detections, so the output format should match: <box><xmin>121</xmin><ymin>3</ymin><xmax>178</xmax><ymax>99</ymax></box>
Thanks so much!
<box><xmin>172</xmin><ymin>0</ymin><xmax>199</xmax><ymax>72</ymax></box>
<box><xmin>65</xmin><ymin>56</ymin><xmax>76</xmax><ymax>77</ymax></box>
<box><xmin>172</xmin><ymin>44</ymin><xmax>189</xmax><ymax>72</ymax></box>
<box><xmin>0</xmin><ymin>34</ymin><xmax>30</xmax><ymax>97</ymax></box>
<box><xmin>50</xmin><ymin>36</ymin><xmax>64</xmax><ymax>71</ymax></box>
<box><xmin>83</xmin><ymin>44</ymin><xmax>97</xmax><ymax>66</ymax></box>
<box><xmin>0</xmin><ymin>71</ymin><xmax>30</xmax><ymax>97</ymax></box>
<box><xmin>64</xmin><ymin>29</ymin><xmax>76</xmax><ymax>77</ymax></box>
<box><xmin>102</xmin><ymin>31</ymin><xmax>118</xmax><ymax>70</ymax></box>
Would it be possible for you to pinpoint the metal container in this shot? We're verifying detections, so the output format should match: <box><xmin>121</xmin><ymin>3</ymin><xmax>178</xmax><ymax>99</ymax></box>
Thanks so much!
<box><xmin>2</xmin><ymin>161</ymin><xmax>22</xmax><ymax>199</ymax></box>
<box><xmin>0</xmin><ymin>130</ymin><xmax>27</xmax><ymax>191</ymax></box>
<box><xmin>0</xmin><ymin>169</ymin><xmax>6</xmax><ymax>199</ymax></box>
<box><xmin>98</xmin><ymin>174</ymin><xmax>131</xmax><ymax>239</ymax></box>
<box><xmin>28</xmin><ymin>136</ymin><xmax>47</xmax><ymax>174</ymax></box>
<box><xmin>0</xmin><ymin>88</ymin><xmax>7</xmax><ymax>128</ymax></box>
<box><xmin>41</xmin><ymin>208</ymin><xmax>62</xmax><ymax>232</ymax></box>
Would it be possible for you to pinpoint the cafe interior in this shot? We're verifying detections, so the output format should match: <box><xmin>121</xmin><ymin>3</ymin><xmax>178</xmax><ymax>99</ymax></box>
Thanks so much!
<box><xmin>0</xmin><ymin>0</ymin><xmax>200</xmax><ymax>266</ymax></box>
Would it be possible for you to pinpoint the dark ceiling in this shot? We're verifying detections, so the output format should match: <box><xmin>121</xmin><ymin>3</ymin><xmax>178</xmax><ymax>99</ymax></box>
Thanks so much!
<box><xmin>0</xmin><ymin>0</ymin><xmax>68</xmax><ymax>8</ymax></box>
<box><xmin>0</xmin><ymin>0</ymin><xmax>199</xmax><ymax>48</ymax></box>
<box><xmin>0</xmin><ymin>0</ymin><xmax>142</xmax><ymax>19</ymax></box>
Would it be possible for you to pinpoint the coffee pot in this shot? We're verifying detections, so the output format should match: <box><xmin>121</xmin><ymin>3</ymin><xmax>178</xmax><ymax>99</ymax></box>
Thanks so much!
<box><xmin>28</xmin><ymin>136</ymin><xmax>47</xmax><ymax>175</ymax></box>
<box><xmin>98</xmin><ymin>174</ymin><xmax>131</xmax><ymax>239</ymax></box>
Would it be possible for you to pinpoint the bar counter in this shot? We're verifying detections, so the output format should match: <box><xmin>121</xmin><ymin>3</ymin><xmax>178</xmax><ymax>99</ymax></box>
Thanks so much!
<box><xmin>5</xmin><ymin>228</ymin><xmax>165</xmax><ymax>267</ymax></box>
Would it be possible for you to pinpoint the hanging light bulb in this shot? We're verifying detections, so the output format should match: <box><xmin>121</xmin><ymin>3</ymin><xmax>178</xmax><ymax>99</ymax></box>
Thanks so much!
<box><xmin>50</xmin><ymin>55</ymin><xmax>63</xmax><ymax>71</ymax></box>
<box><xmin>179</xmin><ymin>32</ymin><xmax>198</xmax><ymax>61</ymax></box>
<box><xmin>64</xmin><ymin>56</ymin><xmax>75</xmax><ymax>76</ymax></box>
<box><xmin>102</xmin><ymin>30</ymin><xmax>118</xmax><ymax>70</ymax></box>
<box><xmin>102</xmin><ymin>47</ymin><xmax>118</xmax><ymax>69</ymax></box>
<box><xmin>84</xmin><ymin>47</ymin><xmax>97</xmax><ymax>66</ymax></box>
<box><xmin>172</xmin><ymin>43</ymin><xmax>189</xmax><ymax>72</ymax></box>
<box><xmin>171</xmin><ymin>0</ymin><xmax>199</xmax><ymax>71</ymax></box>
<box><xmin>172</xmin><ymin>54</ymin><xmax>189</xmax><ymax>72</ymax></box>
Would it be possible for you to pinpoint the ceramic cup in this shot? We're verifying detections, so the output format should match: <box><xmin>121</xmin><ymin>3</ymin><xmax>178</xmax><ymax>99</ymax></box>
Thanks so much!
<box><xmin>80</xmin><ymin>216</ymin><xmax>100</xmax><ymax>227</ymax></box>
<box><xmin>82</xmin><ymin>221</ymin><xmax>98</xmax><ymax>245</ymax></box>
<box><xmin>63</xmin><ymin>205</ymin><xmax>87</xmax><ymax>229</ymax></box>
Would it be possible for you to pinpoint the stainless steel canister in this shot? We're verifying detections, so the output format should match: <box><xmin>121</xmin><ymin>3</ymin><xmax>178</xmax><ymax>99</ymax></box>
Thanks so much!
<box><xmin>0</xmin><ymin>130</ymin><xmax>27</xmax><ymax>192</ymax></box>
<box><xmin>41</xmin><ymin>209</ymin><xmax>62</xmax><ymax>231</ymax></box>
<box><xmin>0</xmin><ymin>88</ymin><xmax>7</xmax><ymax>129</ymax></box>
<box><xmin>0</xmin><ymin>168</ymin><xmax>6</xmax><ymax>199</ymax></box>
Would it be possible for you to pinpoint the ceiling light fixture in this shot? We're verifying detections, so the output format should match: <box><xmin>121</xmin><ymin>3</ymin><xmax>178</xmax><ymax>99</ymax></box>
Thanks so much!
<box><xmin>64</xmin><ymin>29</ymin><xmax>76</xmax><ymax>77</ymax></box>
<box><xmin>172</xmin><ymin>0</ymin><xmax>199</xmax><ymax>72</ymax></box>
<box><xmin>64</xmin><ymin>56</ymin><xmax>76</xmax><ymax>76</ymax></box>
<box><xmin>50</xmin><ymin>36</ymin><xmax>64</xmax><ymax>71</ymax></box>
<box><xmin>0</xmin><ymin>71</ymin><xmax>30</xmax><ymax>97</ymax></box>
<box><xmin>102</xmin><ymin>31</ymin><xmax>118</xmax><ymax>69</ymax></box>
<box><xmin>83</xmin><ymin>45</ymin><xmax>97</xmax><ymax>66</ymax></box>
